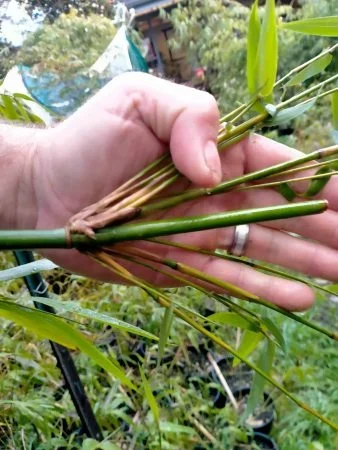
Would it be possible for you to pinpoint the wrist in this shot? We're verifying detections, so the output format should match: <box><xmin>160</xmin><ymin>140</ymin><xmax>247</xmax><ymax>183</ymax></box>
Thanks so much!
<box><xmin>0</xmin><ymin>124</ymin><xmax>47</xmax><ymax>230</ymax></box>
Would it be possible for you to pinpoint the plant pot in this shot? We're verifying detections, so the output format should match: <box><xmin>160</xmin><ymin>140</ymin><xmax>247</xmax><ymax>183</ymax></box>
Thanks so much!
<box><xmin>207</xmin><ymin>354</ymin><xmax>253</xmax><ymax>390</ymax></box>
<box><xmin>253</xmin><ymin>432</ymin><xmax>278</xmax><ymax>450</ymax></box>
<box><xmin>232</xmin><ymin>386</ymin><xmax>275</xmax><ymax>435</ymax></box>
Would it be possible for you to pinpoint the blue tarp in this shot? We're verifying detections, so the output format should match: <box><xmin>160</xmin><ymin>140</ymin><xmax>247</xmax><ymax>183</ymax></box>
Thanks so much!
<box><xmin>19</xmin><ymin>34</ymin><xmax>148</xmax><ymax>117</ymax></box>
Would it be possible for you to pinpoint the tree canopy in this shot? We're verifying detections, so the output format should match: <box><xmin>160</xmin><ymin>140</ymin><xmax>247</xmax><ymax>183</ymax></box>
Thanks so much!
<box><xmin>18</xmin><ymin>0</ymin><xmax>113</xmax><ymax>22</ymax></box>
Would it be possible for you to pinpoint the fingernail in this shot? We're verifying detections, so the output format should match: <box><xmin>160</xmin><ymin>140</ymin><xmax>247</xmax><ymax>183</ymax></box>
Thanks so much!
<box><xmin>203</xmin><ymin>141</ymin><xmax>221</xmax><ymax>184</ymax></box>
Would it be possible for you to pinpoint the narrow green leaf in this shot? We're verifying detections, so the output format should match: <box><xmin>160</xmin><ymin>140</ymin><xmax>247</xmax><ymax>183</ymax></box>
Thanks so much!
<box><xmin>30</xmin><ymin>296</ymin><xmax>158</xmax><ymax>341</ymax></box>
<box><xmin>305</xmin><ymin>167</ymin><xmax>332</xmax><ymax>197</ymax></box>
<box><xmin>207</xmin><ymin>311</ymin><xmax>259</xmax><ymax>331</ymax></box>
<box><xmin>1</xmin><ymin>95</ymin><xmax>19</xmax><ymax>120</ymax></box>
<box><xmin>13</xmin><ymin>97</ymin><xmax>31</xmax><ymax>122</ymax></box>
<box><xmin>256</xmin><ymin>0</ymin><xmax>278</xmax><ymax>97</ymax></box>
<box><xmin>278</xmin><ymin>183</ymin><xmax>297</xmax><ymax>201</ymax></box>
<box><xmin>245</xmin><ymin>340</ymin><xmax>275</xmax><ymax>418</ymax></box>
<box><xmin>283</xmin><ymin>16</ymin><xmax>338</xmax><ymax>36</ymax></box>
<box><xmin>261</xmin><ymin>316</ymin><xmax>286</xmax><ymax>351</ymax></box>
<box><xmin>332</xmin><ymin>91</ymin><xmax>338</xmax><ymax>129</ymax></box>
<box><xmin>158</xmin><ymin>302</ymin><xmax>174</xmax><ymax>362</ymax></box>
<box><xmin>13</xmin><ymin>93</ymin><xmax>35</xmax><ymax>101</ymax></box>
<box><xmin>233</xmin><ymin>330</ymin><xmax>263</xmax><ymax>367</ymax></box>
<box><xmin>160</xmin><ymin>421</ymin><xmax>197</xmax><ymax>435</ymax></box>
<box><xmin>140</xmin><ymin>366</ymin><xmax>161</xmax><ymax>441</ymax></box>
<box><xmin>286</xmin><ymin>53</ymin><xmax>333</xmax><ymax>87</ymax></box>
<box><xmin>269</xmin><ymin>98</ymin><xmax>316</xmax><ymax>126</ymax></box>
<box><xmin>0</xmin><ymin>299</ymin><xmax>137</xmax><ymax>391</ymax></box>
<box><xmin>247</xmin><ymin>0</ymin><xmax>260</xmax><ymax>94</ymax></box>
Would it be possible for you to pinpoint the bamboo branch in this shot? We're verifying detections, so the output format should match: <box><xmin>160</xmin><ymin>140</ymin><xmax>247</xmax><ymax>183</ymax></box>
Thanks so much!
<box><xmin>0</xmin><ymin>201</ymin><xmax>327</xmax><ymax>250</ymax></box>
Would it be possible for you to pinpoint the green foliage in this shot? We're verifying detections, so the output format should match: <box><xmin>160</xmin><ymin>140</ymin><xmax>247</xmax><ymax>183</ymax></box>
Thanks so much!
<box><xmin>16</xmin><ymin>10</ymin><xmax>116</xmax><ymax>77</ymax></box>
<box><xmin>286</xmin><ymin>53</ymin><xmax>333</xmax><ymax>87</ymax></box>
<box><xmin>256</xmin><ymin>0</ymin><xmax>278</xmax><ymax>97</ymax></box>
<box><xmin>0</xmin><ymin>93</ymin><xmax>44</xmax><ymax>123</ymax></box>
<box><xmin>246</xmin><ymin>0</ymin><xmax>260</xmax><ymax>95</ymax></box>
<box><xmin>18</xmin><ymin>0</ymin><xmax>113</xmax><ymax>22</ymax></box>
<box><xmin>283</xmin><ymin>16</ymin><xmax>338</xmax><ymax>36</ymax></box>
<box><xmin>168</xmin><ymin>0</ymin><xmax>338</xmax><ymax>150</ymax></box>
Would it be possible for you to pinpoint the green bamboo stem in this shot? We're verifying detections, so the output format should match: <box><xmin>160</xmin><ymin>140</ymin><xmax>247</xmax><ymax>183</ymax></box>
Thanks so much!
<box><xmin>90</xmin><ymin>250</ymin><xmax>338</xmax><ymax>432</ymax></box>
<box><xmin>141</xmin><ymin>146</ymin><xmax>338</xmax><ymax>215</ymax></box>
<box><xmin>236</xmin><ymin>170</ymin><xmax>338</xmax><ymax>192</ymax></box>
<box><xmin>229</xmin><ymin>97</ymin><xmax>259</xmax><ymax>124</ymax></box>
<box><xmin>217</xmin><ymin>113</ymin><xmax>267</xmax><ymax>145</ymax></box>
<box><xmin>149</xmin><ymin>239</ymin><xmax>338</xmax><ymax>341</ymax></box>
<box><xmin>108</xmin><ymin>246</ymin><xmax>273</xmax><ymax>340</ymax></box>
<box><xmin>0</xmin><ymin>201</ymin><xmax>327</xmax><ymax>250</ymax></box>
<box><xmin>220</xmin><ymin>103</ymin><xmax>248</xmax><ymax>123</ymax></box>
<box><xmin>307</xmin><ymin>86</ymin><xmax>338</xmax><ymax>103</ymax></box>
<box><xmin>113</xmin><ymin>154</ymin><xmax>171</xmax><ymax>195</ymax></box>
<box><xmin>261</xmin><ymin>159</ymin><xmax>338</xmax><ymax>180</ymax></box>
<box><xmin>113</xmin><ymin>163</ymin><xmax>176</xmax><ymax>204</ymax></box>
<box><xmin>274</xmin><ymin>43</ymin><xmax>338</xmax><ymax>89</ymax></box>
<box><xmin>277</xmin><ymin>73</ymin><xmax>338</xmax><ymax>110</ymax></box>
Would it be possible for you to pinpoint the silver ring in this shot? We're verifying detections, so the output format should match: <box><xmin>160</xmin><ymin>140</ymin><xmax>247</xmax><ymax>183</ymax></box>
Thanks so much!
<box><xmin>229</xmin><ymin>224</ymin><xmax>250</xmax><ymax>257</ymax></box>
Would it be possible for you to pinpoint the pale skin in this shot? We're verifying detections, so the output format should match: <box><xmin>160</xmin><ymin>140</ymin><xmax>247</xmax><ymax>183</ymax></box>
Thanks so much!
<box><xmin>2</xmin><ymin>72</ymin><xmax>338</xmax><ymax>310</ymax></box>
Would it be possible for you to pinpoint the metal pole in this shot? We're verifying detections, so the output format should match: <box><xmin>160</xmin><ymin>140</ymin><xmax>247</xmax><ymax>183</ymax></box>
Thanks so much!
<box><xmin>14</xmin><ymin>250</ymin><xmax>103</xmax><ymax>441</ymax></box>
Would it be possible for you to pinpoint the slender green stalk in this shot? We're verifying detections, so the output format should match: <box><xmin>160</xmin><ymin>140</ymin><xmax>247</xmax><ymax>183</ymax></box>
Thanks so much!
<box><xmin>90</xmin><ymin>250</ymin><xmax>338</xmax><ymax>432</ymax></box>
<box><xmin>277</xmin><ymin>73</ymin><xmax>338</xmax><ymax>110</ymax></box>
<box><xmin>274</xmin><ymin>43</ymin><xmax>338</xmax><ymax>89</ymax></box>
<box><xmin>107</xmin><ymin>247</ymin><xmax>274</xmax><ymax>341</ymax></box>
<box><xmin>217</xmin><ymin>113</ymin><xmax>267</xmax><ymax>145</ymax></box>
<box><xmin>236</xmin><ymin>171</ymin><xmax>338</xmax><ymax>192</ymax></box>
<box><xmin>261</xmin><ymin>159</ymin><xmax>338</xmax><ymax>180</ymax></box>
<box><xmin>0</xmin><ymin>201</ymin><xmax>326</xmax><ymax>250</ymax></box>
<box><xmin>217</xmin><ymin>130</ymin><xmax>250</xmax><ymax>151</ymax></box>
<box><xmin>141</xmin><ymin>146</ymin><xmax>338</xmax><ymax>215</ymax></box>
<box><xmin>113</xmin><ymin>154</ymin><xmax>171</xmax><ymax>195</ymax></box>
<box><xmin>229</xmin><ymin>97</ymin><xmax>259</xmax><ymax>124</ymax></box>
<box><xmin>148</xmin><ymin>239</ymin><xmax>338</xmax><ymax>341</ymax></box>
<box><xmin>220</xmin><ymin>103</ymin><xmax>248</xmax><ymax>123</ymax></box>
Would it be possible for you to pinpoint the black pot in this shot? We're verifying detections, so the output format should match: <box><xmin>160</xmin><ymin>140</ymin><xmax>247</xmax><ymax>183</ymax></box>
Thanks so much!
<box><xmin>232</xmin><ymin>387</ymin><xmax>275</xmax><ymax>435</ymax></box>
<box><xmin>234</xmin><ymin>432</ymin><xmax>278</xmax><ymax>450</ymax></box>
<box><xmin>208</xmin><ymin>355</ymin><xmax>253</xmax><ymax>390</ymax></box>
<box><xmin>253</xmin><ymin>432</ymin><xmax>278</xmax><ymax>450</ymax></box>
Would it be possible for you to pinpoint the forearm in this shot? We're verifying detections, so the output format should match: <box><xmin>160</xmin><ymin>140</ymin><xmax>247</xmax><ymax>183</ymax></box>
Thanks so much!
<box><xmin>0</xmin><ymin>124</ymin><xmax>42</xmax><ymax>229</ymax></box>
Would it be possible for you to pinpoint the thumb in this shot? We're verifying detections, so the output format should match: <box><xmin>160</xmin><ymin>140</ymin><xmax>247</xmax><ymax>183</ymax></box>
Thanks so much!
<box><xmin>113</xmin><ymin>73</ymin><xmax>222</xmax><ymax>187</ymax></box>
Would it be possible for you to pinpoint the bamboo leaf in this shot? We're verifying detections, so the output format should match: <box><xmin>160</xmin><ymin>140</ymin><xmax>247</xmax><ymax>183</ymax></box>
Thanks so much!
<box><xmin>261</xmin><ymin>316</ymin><xmax>286</xmax><ymax>351</ymax></box>
<box><xmin>30</xmin><ymin>296</ymin><xmax>158</xmax><ymax>341</ymax></box>
<box><xmin>140</xmin><ymin>367</ymin><xmax>161</xmax><ymax>440</ymax></box>
<box><xmin>305</xmin><ymin>167</ymin><xmax>332</xmax><ymax>197</ymax></box>
<box><xmin>286</xmin><ymin>53</ymin><xmax>333</xmax><ymax>87</ymax></box>
<box><xmin>268</xmin><ymin>98</ymin><xmax>316</xmax><ymax>126</ymax></box>
<box><xmin>159</xmin><ymin>421</ymin><xmax>197</xmax><ymax>435</ymax></box>
<box><xmin>278</xmin><ymin>182</ymin><xmax>297</xmax><ymax>201</ymax></box>
<box><xmin>245</xmin><ymin>340</ymin><xmax>275</xmax><ymax>418</ymax></box>
<box><xmin>1</xmin><ymin>95</ymin><xmax>19</xmax><ymax>120</ymax></box>
<box><xmin>13</xmin><ymin>97</ymin><xmax>31</xmax><ymax>122</ymax></box>
<box><xmin>158</xmin><ymin>302</ymin><xmax>174</xmax><ymax>363</ymax></box>
<box><xmin>233</xmin><ymin>330</ymin><xmax>264</xmax><ymax>367</ymax></box>
<box><xmin>0</xmin><ymin>299</ymin><xmax>137</xmax><ymax>391</ymax></box>
<box><xmin>13</xmin><ymin>93</ymin><xmax>35</xmax><ymax>101</ymax></box>
<box><xmin>283</xmin><ymin>16</ymin><xmax>338</xmax><ymax>36</ymax></box>
<box><xmin>207</xmin><ymin>311</ymin><xmax>259</xmax><ymax>331</ymax></box>
<box><xmin>247</xmin><ymin>0</ymin><xmax>260</xmax><ymax>94</ymax></box>
<box><xmin>257</xmin><ymin>0</ymin><xmax>278</xmax><ymax>97</ymax></box>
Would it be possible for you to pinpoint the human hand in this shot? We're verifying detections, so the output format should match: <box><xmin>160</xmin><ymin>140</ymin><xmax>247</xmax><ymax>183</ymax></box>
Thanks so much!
<box><xmin>33</xmin><ymin>72</ymin><xmax>338</xmax><ymax>310</ymax></box>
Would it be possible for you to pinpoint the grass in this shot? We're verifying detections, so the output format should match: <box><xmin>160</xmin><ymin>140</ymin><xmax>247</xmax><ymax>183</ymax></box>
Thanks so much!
<box><xmin>1</xmin><ymin>251</ymin><xmax>338</xmax><ymax>449</ymax></box>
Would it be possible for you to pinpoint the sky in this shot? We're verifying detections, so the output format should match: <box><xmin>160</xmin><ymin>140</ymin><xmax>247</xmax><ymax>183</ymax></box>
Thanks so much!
<box><xmin>0</xmin><ymin>0</ymin><xmax>43</xmax><ymax>46</ymax></box>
